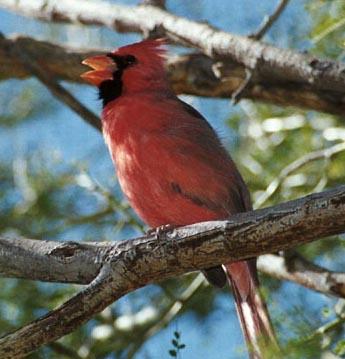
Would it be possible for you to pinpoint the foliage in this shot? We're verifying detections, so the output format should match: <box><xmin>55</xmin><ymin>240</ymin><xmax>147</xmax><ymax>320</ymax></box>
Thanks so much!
<box><xmin>306</xmin><ymin>0</ymin><xmax>345</xmax><ymax>59</ymax></box>
<box><xmin>168</xmin><ymin>331</ymin><xmax>186</xmax><ymax>358</ymax></box>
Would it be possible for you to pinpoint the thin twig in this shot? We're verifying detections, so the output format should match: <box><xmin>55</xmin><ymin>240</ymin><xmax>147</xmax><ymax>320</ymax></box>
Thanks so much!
<box><xmin>301</xmin><ymin>311</ymin><xmax>345</xmax><ymax>345</ymax></box>
<box><xmin>28</xmin><ymin>65</ymin><xmax>101</xmax><ymax>131</ymax></box>
<box><xmin>74</xmin><ymin>171</ymin><xmax>144</xmax><ymax>231</ymax></box>
<box><xmin>231</xmin><ymin>67</ymin><xmax>254</xmax><ymax>104</ymax></box>
<box><xmin>127</xmin><ymin>275</ymin><xmax>205</xmax><ymax>358</ymax></box>
<box><xmin>254</xmin><ymin>142</ymin><xmax>345</xmax><ymax>209</ymax></box>
<box><xmin>231</xmin><ymin>0</ymin><xmax>290</xmax><ymax>102</ymax></box>
<box><xmin>312</xmin><ymin>17</ymin><xmax>345</xmax><ymax>45</ymax></box>
<box><xmin>250</xmin><ymin>0</ymin><xmax>290</xmax><ymax>40</ymax></box>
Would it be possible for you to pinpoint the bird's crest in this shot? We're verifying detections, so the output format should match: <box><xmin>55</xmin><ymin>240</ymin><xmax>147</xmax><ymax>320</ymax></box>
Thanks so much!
<box><xmin>114</xmin><ymin>38</ymin><xmax>167</xmax><ymax>69</ymax></box>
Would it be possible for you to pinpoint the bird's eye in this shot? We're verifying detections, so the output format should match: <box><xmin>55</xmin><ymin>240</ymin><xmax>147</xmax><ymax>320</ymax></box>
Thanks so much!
<box><xmin>124</xmin><ymin>55</ymin><xmax>137</xmax><ymax>66</ymax></box>
<box><xmin>105</xmin><ymin>53</ymin><xmax>137</xmax><ymax>69</ymax></box>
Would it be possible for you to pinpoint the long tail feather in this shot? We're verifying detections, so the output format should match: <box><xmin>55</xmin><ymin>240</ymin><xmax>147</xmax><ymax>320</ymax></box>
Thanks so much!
<box><xmin>225</xmin><ymin>260</ymin><xmax>279</xmax><ymax>359</ymax></box>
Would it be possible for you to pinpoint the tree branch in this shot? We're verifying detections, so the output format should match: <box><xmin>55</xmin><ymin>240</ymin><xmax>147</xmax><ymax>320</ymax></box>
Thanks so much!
<box><xmin>0</xmin><ymin>32</ymin><xmax>101</xmax><ymax>131</ymax></box>
<box><xmin>0</xmin><ymin>0</ymin><xmax>344</xmax><ymax>116</ymax></box>
<box><xmin>1</xmin><ymin>35</ymin><xmax>344</xmax><ymax>118</ymax></box>
<box><xmin>141</xmin><ymin>0</ymin><xmax>166</xmax><ymax>9</ymax></box>
<box><xmin>0</xmin><ymin>186</ymin><xmax>345</xmax><ymax>358</ymax></box>
<box><xmin>258</xmin><ymin>252</ymin><xmax>345</xmax><ymax>298</ymax></box>
<box><xmin>127</xmin><ymin>274</ymin><xmax>204</xmax><ymax>358</ymax></box>
<box><xmin>3</xmin><ymin>235</ymin><xmax>344</xmax><ymax>299</ymax></box>
<box><xmin>231</xmin><ymin>0</ymin><xmax>290</xmax><ymax>102</ymax></box>
<box><xmin>2</xmin><ymin>0</ymin><xmax>342</xmax><ymax>90</ymax></box>
<box><xmin>250</xmin><ymin>0</ymin><xmax>290</xmax><ymax>40</ymax></box>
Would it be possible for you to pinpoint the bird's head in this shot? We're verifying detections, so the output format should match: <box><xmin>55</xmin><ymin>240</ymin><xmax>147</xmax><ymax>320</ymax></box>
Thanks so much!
<box><xmin>81</xmin><ymin>38</ymin><xmax>168</xmax><ymax>106</ymax></box>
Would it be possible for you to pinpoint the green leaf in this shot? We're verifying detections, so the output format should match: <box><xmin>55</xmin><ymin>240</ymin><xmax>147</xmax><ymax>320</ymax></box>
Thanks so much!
<box><xmin>174</xmin><ymin>331</ymin><xmax>180</xmax><ymax>339</ymax></box>
<box><xmin>169</xmin><ymin>349</ymin><xmax>177</xmax><ymax>357</ymax></box>
<box><xmin>334</xmin><ymin>339</ymin><xmax>345</xmax><ymax>356</ymax></box>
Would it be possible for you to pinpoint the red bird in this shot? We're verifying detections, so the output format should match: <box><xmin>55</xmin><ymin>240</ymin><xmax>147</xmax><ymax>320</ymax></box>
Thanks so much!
<box><xmin>82</xmin><ymin>39</ymin><xmax>278</xmax><ymax>358</ymax></box>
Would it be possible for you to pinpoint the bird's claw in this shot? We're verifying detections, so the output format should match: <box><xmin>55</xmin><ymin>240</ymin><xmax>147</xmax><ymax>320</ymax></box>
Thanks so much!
<box><xmin>146</xmin><ymin>224</ymin><xmax>176</xmax><ymax>241</ymax></box>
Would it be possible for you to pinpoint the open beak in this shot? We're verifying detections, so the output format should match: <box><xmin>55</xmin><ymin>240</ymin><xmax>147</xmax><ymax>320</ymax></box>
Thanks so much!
<box><xmin>81</xmin><ymin>55</ymin><xmax>117</xmax><ymax>86</ymax></box>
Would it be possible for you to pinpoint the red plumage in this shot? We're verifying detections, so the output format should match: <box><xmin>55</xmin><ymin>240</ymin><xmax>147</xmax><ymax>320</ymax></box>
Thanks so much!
<box><xmin>82</xmin><ymin>39</ymin><xmax>278</xmax><ymax>358</ymax></box>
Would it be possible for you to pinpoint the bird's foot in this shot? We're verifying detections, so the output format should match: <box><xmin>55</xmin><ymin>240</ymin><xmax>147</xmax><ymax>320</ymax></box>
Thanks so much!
<box><xmin>146</xmin><ymin>224</ymin><xmax>177</xmax><ymax>241</ymax></box>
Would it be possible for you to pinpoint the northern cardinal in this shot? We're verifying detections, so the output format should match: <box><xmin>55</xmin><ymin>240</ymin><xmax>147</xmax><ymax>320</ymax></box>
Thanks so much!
<box><xmin>82</xmin><ymin>39</ymin><xmax>278</xmax><ymax>358</ymax></box>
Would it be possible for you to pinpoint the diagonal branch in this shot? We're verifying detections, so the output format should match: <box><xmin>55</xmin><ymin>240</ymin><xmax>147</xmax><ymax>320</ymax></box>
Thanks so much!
<box><xmin>250</xmin><ymin>0</ymin><xmax>290</xmax><ymax>40</ymax></box>
<box><xmin>127</xmin><ymin>274</ymin><xmax>205</xmax><ymax>358</ymax></box>
<box><xmin>0</xmin><ymin>0</ymin><xmax>344</xmax><ymax>115</ymax></box>
<box><xmin>0</xmin><ymin>185</ymin><xmax>344</xmax><ymax>358</ymax></box>
<box><xmin>2</xmin><ymin>32</ymin><xmax>101</xmax><ymax>131</ymax></box>
<box><xmin>232</xmin><ymin>0</ymin><xmax>290</xmax><ymax>102</ymax></box>
<box><xmin>254</xmin><ymin>142</ymin><xmax>345</xmax><ymax>208</ymax></box>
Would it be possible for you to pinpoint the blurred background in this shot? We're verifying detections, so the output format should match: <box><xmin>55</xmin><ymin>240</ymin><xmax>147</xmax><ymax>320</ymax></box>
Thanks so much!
<box><xmin>0</xmin><ymin>0</ymin><xmax>345</xmax><ymax>358</ymax></box>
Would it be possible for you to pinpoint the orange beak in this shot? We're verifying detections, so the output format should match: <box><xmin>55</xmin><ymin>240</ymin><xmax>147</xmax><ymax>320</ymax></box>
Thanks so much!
<box><xmin>81</xmin><ymin>55</ymin><xmax>117</xmax><ymax>86</ymax></box>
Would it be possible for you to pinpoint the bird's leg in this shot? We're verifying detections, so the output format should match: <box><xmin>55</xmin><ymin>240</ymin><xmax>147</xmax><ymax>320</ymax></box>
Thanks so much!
<box><xmin>148</xmin><ymin>224</ymin><xmax>181</xmax><ymax>254</ymax></box>
<box><xmin>146</xmin><ymin>224</ymin><xmax>177</xmax><ymax>241</ymax></box>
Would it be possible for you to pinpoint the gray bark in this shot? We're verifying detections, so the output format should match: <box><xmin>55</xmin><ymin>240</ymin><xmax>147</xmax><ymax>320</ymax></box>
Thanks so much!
<box><xmin>0</xmin><ymin>0</ymin><xmax>344</xmax><ymax>116</ymax></box>
<box><xmin>0</xmin><ymin>185</ymin><xmax>344</xmax><ymax>358</ymax></box>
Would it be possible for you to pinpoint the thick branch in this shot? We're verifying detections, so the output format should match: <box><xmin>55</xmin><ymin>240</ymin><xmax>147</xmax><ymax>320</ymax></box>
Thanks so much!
<box><xmin>1</xmin><ymin>35</ymin><xmax>344</xmax><ymax>117</ymax></box>
<box><xmin>0</xmin><ymin>0</ymin><xmax>345</xmax><ymax>114</ymax></box>
<box><xmin>2</xmin><ymin>236</ymin><xmax>345</xmax><ymax>300</ymax></box>
<box><xmin>3</xmin><ymin>234</ymin><xmax>344</xmax><ymax>299</ymax></box>
<box><xmin>0</xmin><ymin>186</ymin><xmax>344</xmax><ymax>358</ymax></box>
<box><xmin>10</xmin><ymin>0</ymin><xmax>339</xmax><ymax>94</ymax></box>
<box><xmin>0</xmin><ymin>34</ymin><xmax>99</xmax><ymax>83</ymax></box>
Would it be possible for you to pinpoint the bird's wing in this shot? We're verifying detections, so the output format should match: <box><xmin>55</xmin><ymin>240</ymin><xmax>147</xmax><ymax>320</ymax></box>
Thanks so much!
<box><xmin>158</xmin><ymin>98</ymin><xmax>251</xmax><ymax>217</ymax></box>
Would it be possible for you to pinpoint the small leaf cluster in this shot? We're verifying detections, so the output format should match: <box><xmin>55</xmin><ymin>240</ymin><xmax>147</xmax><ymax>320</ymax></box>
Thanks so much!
<box><xmin>168</xmin><ymin>331</ymin><xmax>186</xmax><ymax>358</ymax></box>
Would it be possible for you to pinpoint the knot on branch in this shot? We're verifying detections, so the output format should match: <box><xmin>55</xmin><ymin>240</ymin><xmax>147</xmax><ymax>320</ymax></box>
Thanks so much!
<box><xmin>48</xmin><ymin>241</ymin><xmax>82</xmax><ymax>258</ymax></box>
